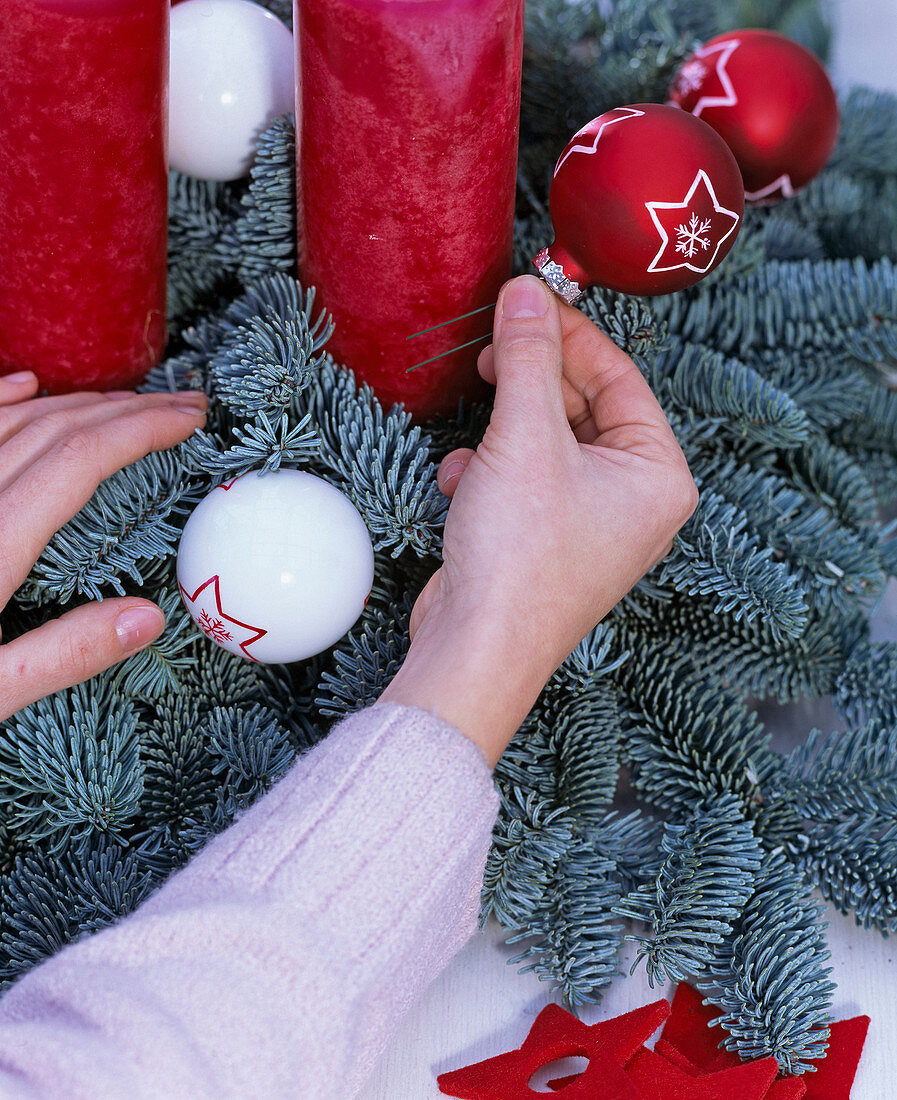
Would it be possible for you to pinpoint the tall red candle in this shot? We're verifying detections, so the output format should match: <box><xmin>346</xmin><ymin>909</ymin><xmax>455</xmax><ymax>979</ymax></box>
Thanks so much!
<box><xmin>295</xmin><ymin>0</ymin><xmax>524</xmax><ymax>420</ymax></box>
<box><xmin>0</xmin><ymin>0</ymin><xmax>168</xmax><ymax>394</ymax></box>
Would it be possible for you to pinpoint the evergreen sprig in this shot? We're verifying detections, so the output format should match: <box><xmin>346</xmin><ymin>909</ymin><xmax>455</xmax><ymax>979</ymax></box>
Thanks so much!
<box><xmin>617</xmin><ymin>795</ymin><xmax>764</xmax><ymax>985</ymax></box>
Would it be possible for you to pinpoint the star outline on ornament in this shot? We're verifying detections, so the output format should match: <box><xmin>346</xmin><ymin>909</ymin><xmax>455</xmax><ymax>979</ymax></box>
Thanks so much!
<box><xmin>645</xmin><ymin>169</ymin><xmax>740</xmax><ymax>275</ymax></box>
<box><xmin>686</xmin><ymin>38</ymin><xmax>740</xmax><ymax>118</ymax></box>
<box><xmin>179</xmin><ymin>574</ymin><xmax>268</xmax><ymax>661</ymax></box>
<box><xmin>554</xmin><ymin>106</ymin><xmax>646</xmax><ymax>176</ymax></box>
<box><xmin>744</xmin><ymin>173</ymin><xmax>796</xmax><ymax>203</ymax></box>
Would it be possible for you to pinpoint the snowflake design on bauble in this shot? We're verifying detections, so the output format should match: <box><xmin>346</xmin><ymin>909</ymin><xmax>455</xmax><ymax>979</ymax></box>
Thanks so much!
<box><xmin>198</xmin><ymin>610</ymin><xmax>233</xmax><ymax>644</ymax></box>
<box><xmin>675</xmin><ymin>213</ymin><xmax>713</xmax><ymax>258</ymax></box>
<box><xmin>676</xmin><ymin>59</ymin><xmax>708</xmax><ymax>94</ymax></box>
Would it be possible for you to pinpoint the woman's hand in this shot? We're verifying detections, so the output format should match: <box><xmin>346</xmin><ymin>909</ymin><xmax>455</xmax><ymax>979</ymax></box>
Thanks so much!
<box><xmin>0</xmin><ymin>371</ymin><xmax>207</xmax><ymax>721</ymax></box>
<box><xmin>379</xmin><ymin>275</ymin><xmax>698</xmax><ymax>766</ymax></box>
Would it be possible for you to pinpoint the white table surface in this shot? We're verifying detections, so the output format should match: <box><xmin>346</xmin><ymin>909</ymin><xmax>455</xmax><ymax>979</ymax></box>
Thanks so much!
<box><xmin>359</xmin><ymin>4</ymin><xmax>897</xmax><ymax>1096</ymax></box>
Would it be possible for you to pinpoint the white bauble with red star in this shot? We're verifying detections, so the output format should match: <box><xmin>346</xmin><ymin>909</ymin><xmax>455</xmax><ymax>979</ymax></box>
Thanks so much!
<box><xmin>177</xmin><ymin>470</ymin><xmax>374</xmax><ymax>663</ymax></box>
<box><xmin>533</xmin><ymin>103</ymin><xmax>744</xmax><ymax>302</ymax></box>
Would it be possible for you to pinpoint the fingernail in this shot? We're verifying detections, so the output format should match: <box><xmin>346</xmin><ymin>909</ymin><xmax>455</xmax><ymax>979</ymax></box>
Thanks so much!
<box><xmin>116</xmin><ymin>606</ymin><xmax>165</xmax><ymax>651</ymax></box>
<box><xmin>3</xmin><ymin>371</ymin><xmax>35</xmax><ymax>384</ymax></box>
<box><xmin>442</xmin><ymin>459</ymin><xmax>465</xmax><ymax>484</ymax></box>
<box><xmin>175</xmin><ymin>404</ymin><xmax>207</xmax><ymax>416</ymax></box>
<box><xmin>168</xmin><ymin>390</ymin><xmax>206</xmax><ymax>403</ymax></box>
<box><xmin>502</xmin><ymin>275</ymin><xmax>550</xmax><ymax>318</ymax></box>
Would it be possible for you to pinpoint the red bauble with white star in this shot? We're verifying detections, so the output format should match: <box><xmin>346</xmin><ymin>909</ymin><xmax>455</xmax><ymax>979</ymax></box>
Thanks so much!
<box><xmin>533</xmin><ymin>103</ymin><xmax>744</xmax><ymax>301</ymax></box>
<box><xmin>177</xmin><ymin>469</ymin><xmax>374</xmax><ymax>664</ymax></box>
<box><xmin>669</xmin><ymin>30</ymin><xmax>839</xmax><ymax>204</ymax></box>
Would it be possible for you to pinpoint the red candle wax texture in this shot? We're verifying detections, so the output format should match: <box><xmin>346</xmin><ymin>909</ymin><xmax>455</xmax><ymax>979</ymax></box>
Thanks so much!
<box><xmin>0</xmin><ymin>0</ymin><xmax>168</xmax><ymax>393</ymax></box>
<box><xmin>295</xmin><ymin>0</ymin><xmax>524</xmax><ymax>420</ymax></box>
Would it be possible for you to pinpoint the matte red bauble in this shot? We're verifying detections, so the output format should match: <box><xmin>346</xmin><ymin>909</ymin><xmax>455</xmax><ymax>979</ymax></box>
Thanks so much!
<box><xmin>533</xmin><ymin>103</ymin><xmax>744</xmax><ymax>302</ymax></box>
<box><xmin>669</xmin><ymin>29</ymin><xmax>839</xmax><ymax>204</ymax></box>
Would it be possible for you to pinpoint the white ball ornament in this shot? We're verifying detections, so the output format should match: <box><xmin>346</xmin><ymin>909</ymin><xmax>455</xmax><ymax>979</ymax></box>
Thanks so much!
<box><xmin>169</xmin><ymin>0</ymin><xmax>295</xmax><ymax>181</ymax></box>
<box><xmin>177</xmin><ymin>470</ymin><xmax>375</xmax><ymax>664</ymax></box>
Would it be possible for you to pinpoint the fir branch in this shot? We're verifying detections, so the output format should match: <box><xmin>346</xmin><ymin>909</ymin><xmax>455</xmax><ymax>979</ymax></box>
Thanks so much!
<box><xmin>0</xmin><ymin>853</ymin><xmax>84</xmax><ymax>984</ymax></box>
<box><xmin>830</xmin><ymin>86</ymin><xmax>897</xmax><ymax>180</ymax></box>
<box><xmin>481</xmin><ymin>790</ymin><xmax>577</xmax><ymax>929</ymax></box>
<box><xmin>796</xmin><ymin>816</ymin><xmax>897</xmax><ymax>934</ymax></box>
<box><xmin>699</xmin><ymin>849</ymin><xmax>834</xmax><ymax>1074</ymax></box>
<box><xmin>203</xmin><ymin>703</ymin><xmax>295</xmax><ymax>808</ymax></box>
<box><xmin>835</xmin><ymin>641</ymin><xmax>897</xmax><ymax>727</ymax></box>
<box><xmin>653</xmin><ymin>342</ymin><xmax>810</xmax><ymax>448</ymax></box>
<box><xmin>653</xmin><ymin>258</ymin><xmax>897</xmax><ymax>366</ymax></box>
<box><xmin>185</xmin><ymin>411</ymin><xmax>318</xmax><ymax>477</ymax></box>
<box><xmin>224</xmin><ymin>114</ymin><xmax>297</xmax><ymax>286</ymax></box>
<box><xmin>614</xmin><ymin>646</ymin><xmax>776</xmax><ymax>817</ymax></box>
<box><xmin>772</xmin><ymin>721</ymin><xmax>897</xmax><ymax>822</ymax></box>
<box><xmin>659</xmin><ymin>488</ymin><xmax>810</xmax><ymax>641</ymax></box>
<box><xmin>298</xmin><ymin>358</ymin><xmax>448</xmax><ymax>556</ymax></box>
<box><xmin>506</xmin><ymin>835</ymin><xmax>627</xmax><ymax>1007</ymax></box>
<box><xmin>168</xmin><ymin>172</ymin><xmax>240</xmax><ymax>328</ymax></box>
<box><xmin>131</xmin><ymin>693</ymin><xmax>220</xmax><ymax>861</ymax></box>
<box><xmin>65</xmin><ymin>840</ymin><xmax>155</xmax><ymax>934</ymax></box>
<box><xmin>617</xmin><ymin>795</ymin><xmax>764</xmax><ymax>985</ymax></box>
<box><xmin>0</xmin><ymin>681</ymin><xmax>142</xmax><ymax>855</ymax></box>
<box><xmin>315</xmin><ymin>598</ymin><xmax>412</xmax><ymax>717</ymax></box>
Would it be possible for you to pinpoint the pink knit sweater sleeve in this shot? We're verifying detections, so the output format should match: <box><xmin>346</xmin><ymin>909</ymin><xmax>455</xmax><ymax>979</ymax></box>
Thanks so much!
<box><xmin>0</xmin><ymin>702</ymin><xmax>500</xmax><ymax>1099</ymax></box>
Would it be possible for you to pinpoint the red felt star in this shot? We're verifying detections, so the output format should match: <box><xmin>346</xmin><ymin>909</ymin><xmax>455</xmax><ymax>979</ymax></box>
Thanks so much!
<box><xmin>656</xmin><ymin>983</ymin><xmax>735</xmax><ymax>1070</ymax></box>
<box><xmin>645</xmin><ymin>170</ymin><xmax>740</xmax><ymax>276</ymax></box>
<box><xmin>437</xmin><ymin>1001</ymin><xmax>670</xmax><ymax>1100</ymax></box>
<box><xmin>800</xmin><ymin>1017</ymin><xmax>870</xmax><ymax>1100</ymax></box>
<box><xmin>650</xmin><ymin>1040</ymin><xmax>806</xmax><ymax>1099</ymax></box>
<box><xmin>180</xmin><ymin>574</ymin><xmax>268</xmax><ymax>660</ymax></box>
<box><xmin>658</xmin><ymin>985</ymin><xmax>869</xmax><ymax>1100</ymax></box>
<box><xmin>626</xmin><ymin>1044</ymin><xmax>780</xmax><ymax>1100</ymax></box>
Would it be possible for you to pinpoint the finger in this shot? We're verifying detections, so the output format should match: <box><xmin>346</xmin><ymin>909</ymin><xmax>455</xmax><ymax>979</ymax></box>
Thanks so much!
<box><xmin>0</xmin><ymin>598</ymin><xmax>165</xmax><ymax>721</ymax></box>
<box><xmin>409</xmin><ymin>570</ymin><xmax>442</xmax><ymax>641</ymax></box>
<box><xmin>0</xmin><ymin>390</ymin><xmax>208</xmax><ymax>494</ymax></box>
<box><xmin>479</xmin><ymin>334</ymin><xmax>607</xmax><ymax>434</ymax></box>
<box><xmin>0</xmin><ymin>403</ymin><xmax>207</xmax><ymax>604</ymax></box>
<box><xmin>477</xmin><ymin>344</ymin><xmax>496</xmax><ymax>386</ymax></box>
<box><xmin>0</xmin><ymin>391</ymin><xmax>134</xmax><ymax>449</ymax></box>
<box><xmin>491</xmin><ymin>276</ymin><xmax>567</xmax><ymax>434</ymax></box>
<box><xmin>437</xmin><ymin>448</ymin><xmax>475</xmax><ymax>498</ymax></box>
<box><xmin>555</xmin><ymin>302</ymin><xmax>677</xmax><ymax>451</ymax></box>
<box><xmin>0</xmin><ymin>371</ymin><xmax>40</xmax><ymax>407</ymax></box>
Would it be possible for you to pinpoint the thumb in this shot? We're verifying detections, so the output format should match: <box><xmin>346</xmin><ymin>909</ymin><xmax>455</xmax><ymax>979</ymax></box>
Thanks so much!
<box><xmin>492</xmin><ymin>275</ymin><xmax>566</xmax><ymax>433</ymax></box>
<box><xmin>0</xmin><ymin>598</ymin><xmax>165</xmax><ymax>720</ymax></box>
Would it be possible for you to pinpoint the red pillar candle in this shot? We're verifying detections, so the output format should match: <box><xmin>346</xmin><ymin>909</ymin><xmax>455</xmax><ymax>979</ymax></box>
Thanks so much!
<box><xmin>0</xmin><ymin>0</ymin><xmax>168</xmax><ymax>393</ymax></box>
<box><xmin>295</xmin><ymin>0</ymin><xmax>524</xmax><ymax>420</ymax></box>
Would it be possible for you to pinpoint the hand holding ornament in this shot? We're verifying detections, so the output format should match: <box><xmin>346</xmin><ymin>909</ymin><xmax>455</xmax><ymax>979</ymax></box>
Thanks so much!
<box><xmin>379</xmin><ymin>276</ymin><xmax>698</xmax><ymax>766</ymax></box>
<box><xmin>0</xmin><ymin>375</ymin><xmax>207</xmax><ymax>721</ymax></box>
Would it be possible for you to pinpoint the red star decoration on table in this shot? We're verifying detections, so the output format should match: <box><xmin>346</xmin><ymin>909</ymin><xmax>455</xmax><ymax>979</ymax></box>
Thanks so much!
<box><xmin>645</xmin><ymin>170</ymin><xmax>740</xmax><ymax>276</ymax></box>
<box><xmin>626</xmin><ymin>1044</ymin><xmax>779</xmax><ymax>1099</ymax></box>
<box><xmin>179</xmin><ymin>574</ymin><xmax>268</xmax><ymax>661</ymax></box>
<box><xmin>655</xmin><ymin>984</ymin><xmax>869</xmax><ymax>1100</ymax></box>
<box><xmin>673</xmin><ymin>38</ymin><xmax>740</xmax><ymax>118</ymax></box>
<box><xmin>437</xmin><ymin>1001</ymin><xmax>670</xmax><ymax>1099</ymax></box>
<box><xmin>439</xmin><ymin>986</ymin><xmax>868</xmax><ymax>1100</ymax></box>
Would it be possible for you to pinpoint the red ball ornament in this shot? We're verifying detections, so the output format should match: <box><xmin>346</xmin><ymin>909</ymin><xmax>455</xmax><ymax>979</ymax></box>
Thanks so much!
<box><xmin>533</xmin><ymin>103</ymin><xmax>744</xmax><ymax>302</ymax></box>
<box><xmin>669</xmin><ymin>30</ymin><xmax>839</xmax><ymax>204</ymax></box>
